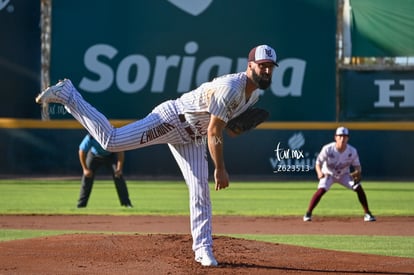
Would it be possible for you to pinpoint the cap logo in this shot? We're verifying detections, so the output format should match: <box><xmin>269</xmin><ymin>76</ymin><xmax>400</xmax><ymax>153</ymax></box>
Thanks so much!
<box><xmin>248</xmin><ymin>45</ymin><xmax>278</xmax><ymax>66</ymax></box>
<box><xmin>265</xmin><ymin>49</ymin><xmax>273</xmax><ymax>58</ymax></box>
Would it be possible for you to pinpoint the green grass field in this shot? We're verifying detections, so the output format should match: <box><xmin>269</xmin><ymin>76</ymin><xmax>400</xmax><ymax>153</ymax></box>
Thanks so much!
<box><xmin>0</xmin><ymin>179</ymin><xmax>413</xmax><ymax>258</ymax></box>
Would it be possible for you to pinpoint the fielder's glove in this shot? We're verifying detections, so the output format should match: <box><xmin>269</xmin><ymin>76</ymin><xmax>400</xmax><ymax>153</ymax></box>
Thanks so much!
<box><xmin>350</xmin><ymin>170</ymin><xmax>362</xmax><ymax>189</ymax></box>
<box><xmin>226</xmin><ymin>108</ymin><xmax>269</xmax><ymax>135</ymax></box>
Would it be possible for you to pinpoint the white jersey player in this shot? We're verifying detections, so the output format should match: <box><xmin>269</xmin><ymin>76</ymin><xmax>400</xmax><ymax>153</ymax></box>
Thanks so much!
<box><xmin>318</xmin><ymin>139</ymin><xmax>360</xmax><ymax>180</ymax></box>
<box><xmin>303</xmin><ymin>127</ymin><xmax>376</xmax><ymax>222</ymax></box>
<box><xmin>35</xmin><ymin>45</ymin><xmax>279</xmax><ymax>266</ymax></box>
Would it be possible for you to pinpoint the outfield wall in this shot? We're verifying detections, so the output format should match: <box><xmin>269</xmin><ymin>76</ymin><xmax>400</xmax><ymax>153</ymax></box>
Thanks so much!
<box><xmin>1</xmin><ymin>122</ymin><xmax>413</xmax><ymax>180</ymax></box>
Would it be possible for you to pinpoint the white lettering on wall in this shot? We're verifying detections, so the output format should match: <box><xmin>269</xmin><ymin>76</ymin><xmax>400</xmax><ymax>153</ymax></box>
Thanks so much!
<box><xmin>270</xmin><ymin>58</ymin><xmax>306</xmax><ymax>97</ymax></box>
<box><xmin>374</xmin><ymin>80</ymin><xmax>414</xmax><ymax>107</ymax></box>
<box><xmin>79</xmin><ymin>41</ymin><xmax>306</xmax><ymax>97</ymax></box>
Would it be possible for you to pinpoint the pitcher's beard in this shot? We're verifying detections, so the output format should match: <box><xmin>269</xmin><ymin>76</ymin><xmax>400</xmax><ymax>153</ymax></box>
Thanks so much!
<box><xmin>252</xmin><ymin>70</ymin><xmax>272</xmax><ymax>89</ymax></box>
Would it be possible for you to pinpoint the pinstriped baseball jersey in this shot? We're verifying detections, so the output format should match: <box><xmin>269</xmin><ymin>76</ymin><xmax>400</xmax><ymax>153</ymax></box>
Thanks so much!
<box><xmin>177</xmin><ymin>72</ymin><xmax>260</xmax><ymax>134</ymax></box>
<box><xmin>317</xmin><ymin>142</ymin><xmax>360</xmax><ymax>178</ymax></box>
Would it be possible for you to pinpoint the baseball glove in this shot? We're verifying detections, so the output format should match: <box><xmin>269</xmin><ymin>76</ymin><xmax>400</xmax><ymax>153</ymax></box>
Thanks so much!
<box><xmin>226</xmin><ymin>108</ymin><xmax>269</xmax><ymax>135</ymax></box>
<box><xmin>350</xmin><ymin>170</ymin><xmax>362</xmax><ymax>184</ymax></box>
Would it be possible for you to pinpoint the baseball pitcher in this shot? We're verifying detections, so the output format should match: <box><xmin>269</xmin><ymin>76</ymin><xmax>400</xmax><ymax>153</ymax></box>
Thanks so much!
<box><xmin>35</xmin><ymin>44</ymin><xmax>276</xmax><ymax>266</ymax></box>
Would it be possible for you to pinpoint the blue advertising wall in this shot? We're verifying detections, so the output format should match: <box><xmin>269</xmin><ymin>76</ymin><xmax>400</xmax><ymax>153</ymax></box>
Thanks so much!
<box><xmin>1</xmin><ymin>0</ymin><xmax>413</xmax><ymax>180</ymax></box>
<box><xmin>1</xmin><ymin>126</ymin><xmax>413</xmax><ymax>180</ymax></box>
<box><xmin>340</xmin><ymin>70</ymin><xmax>414</xmax><ymax>121</ymax></box>
<box><xmin>48</xmin><ymin>0</ymin><xmax>336</xmax><ymax>121</ymax></box>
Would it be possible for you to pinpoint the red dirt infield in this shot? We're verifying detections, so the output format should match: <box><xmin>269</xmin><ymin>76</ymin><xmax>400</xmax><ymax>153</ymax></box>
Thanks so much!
<box><xmin>1</xmin><ymin>215</ymin><xmax>413</xmax><ymax>274</ymax></box>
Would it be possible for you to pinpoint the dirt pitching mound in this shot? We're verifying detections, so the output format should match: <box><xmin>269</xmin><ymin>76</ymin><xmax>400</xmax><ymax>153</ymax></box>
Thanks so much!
<box><xmin>0</xmin><ymin>215</ymin><xmax>413</xmax><ymax>274</ymax></box>
<box><xmin>1</xmin><ymin>234</ymin><xmax>413</xmax><ymax>274</ymax></box>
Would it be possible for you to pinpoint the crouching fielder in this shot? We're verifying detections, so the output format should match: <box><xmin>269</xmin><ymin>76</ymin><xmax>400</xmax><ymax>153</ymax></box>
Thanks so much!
<box><xmin>303</xmin><ymin>127</ymin><xmax>376</xmax><ymax>222</ymax></box>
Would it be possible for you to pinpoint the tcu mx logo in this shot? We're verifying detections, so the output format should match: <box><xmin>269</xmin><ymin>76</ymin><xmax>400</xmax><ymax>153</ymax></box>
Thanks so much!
<box><xmin>374</xmin><ymin>80</ymin><xmax>414</xmax><ymax>107</ymax></box>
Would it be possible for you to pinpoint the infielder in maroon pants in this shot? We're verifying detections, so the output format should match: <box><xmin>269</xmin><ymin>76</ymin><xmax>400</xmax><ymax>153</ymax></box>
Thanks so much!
<box><xmin>303</xmin><ymin>127</ymin><xmax>376</xmax><ymax>222</ymax></box>
<box><xmin>36</xmin><ymin>45</ymin><xmax>278</xmax><ymax>266</ymax></box>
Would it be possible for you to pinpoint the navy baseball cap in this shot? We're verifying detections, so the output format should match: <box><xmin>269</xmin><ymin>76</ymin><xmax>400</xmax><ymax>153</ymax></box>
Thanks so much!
<box><xmin>248</xmin><ymin>45</ymin><xmax>278</xmax><ymax>66</ymax></box>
